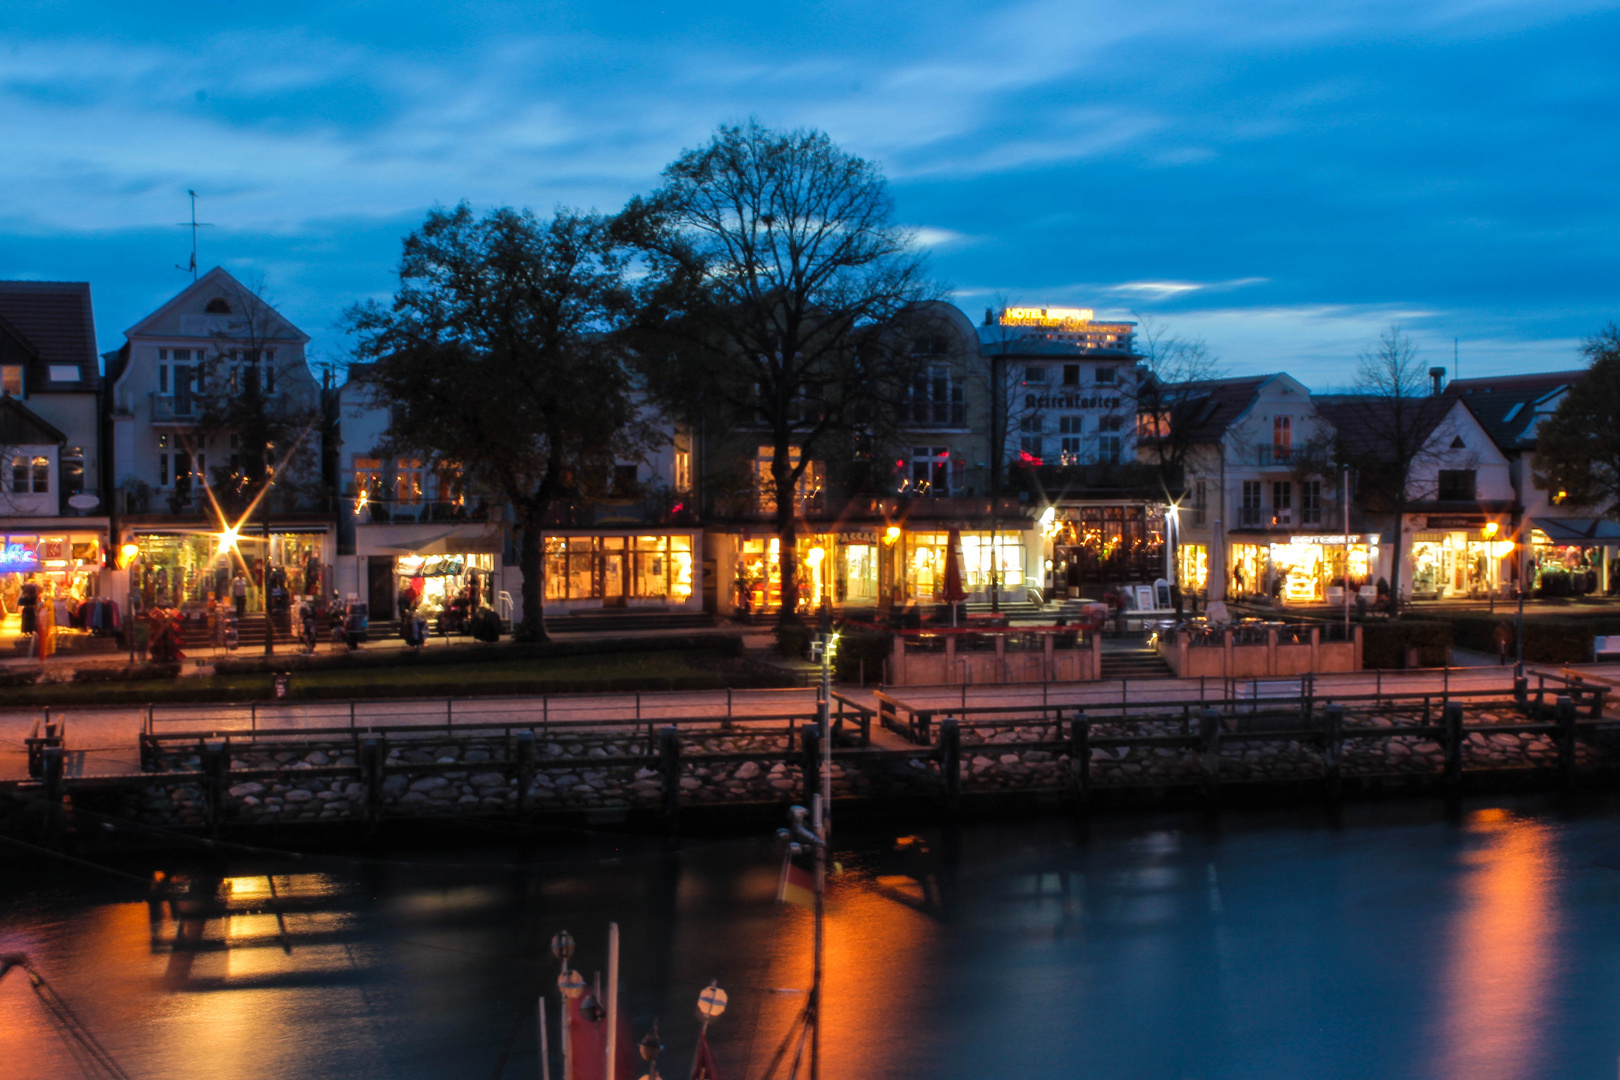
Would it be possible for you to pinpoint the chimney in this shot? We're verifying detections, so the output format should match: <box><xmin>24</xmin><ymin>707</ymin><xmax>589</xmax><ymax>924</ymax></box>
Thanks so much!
<box><xmin>984</xmin><ymin>307</ymin><xmax>995</xmax><ymax>327</ymax></box>
<box><xmin>1429</xmin><ymin>366</ymin><xmax>1447</xmax><ymax>396</ymax></box>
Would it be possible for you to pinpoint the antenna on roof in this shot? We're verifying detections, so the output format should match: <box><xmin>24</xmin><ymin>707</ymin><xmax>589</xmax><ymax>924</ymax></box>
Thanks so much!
<box><xmin>175</xmin><ymin>190</ymin><xmax>214</xmax><ymax>281</ymax></box>
<box><xmin>1454</xmin><ymin>337</ymin><xmax>1459</xmax><ymax>383</ymax></box>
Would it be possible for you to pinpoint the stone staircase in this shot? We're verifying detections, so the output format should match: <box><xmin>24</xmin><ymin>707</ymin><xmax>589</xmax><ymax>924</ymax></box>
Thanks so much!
<box><xmin>1098</xmin><ymin>646</ymin><xmax>1176</xmax><ymax>680</ymax></box>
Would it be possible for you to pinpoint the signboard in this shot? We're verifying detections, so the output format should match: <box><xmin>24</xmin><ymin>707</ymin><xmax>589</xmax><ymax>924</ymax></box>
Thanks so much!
<box><xmin>1024</xmin><ymin>393</ymin><xmax>1123</xmax><ymax>410</ymax></box>
<box><xmin>0</xmin><ymin>538</ymin><xmax>39</xmax><ymax>570</ymax></box>
<box><xmin>1287</xmin><ymin>534</ymin><xmax>1378</xmax><ymax>546</ymax></box>
<box><xmin>1424</xmin><ymin>515</ymin><xmax>1483</xmax><ymax>529</ymax></box>
<box><xmin>67</xmin><ymin>493</ymin><xmax>100</xmax><ymax>510</ymax></box>
<box><xmin>1000</xmin><ymin>306</ymin><xmax>1095</xmax><ymax>327</ymax></box>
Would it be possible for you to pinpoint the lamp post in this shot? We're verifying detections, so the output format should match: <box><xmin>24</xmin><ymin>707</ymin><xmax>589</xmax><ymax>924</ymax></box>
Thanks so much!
<box><xmin>638</xmin><ymin>1024</ymin><xmax>663</xmax><ymax>1080</ymax></box>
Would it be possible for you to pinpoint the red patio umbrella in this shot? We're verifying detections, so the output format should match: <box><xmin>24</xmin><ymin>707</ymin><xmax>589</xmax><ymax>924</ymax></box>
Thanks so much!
<box><xmin>943</xmin><ymin>527</ymin><xmax>968</xmax><ymax>625</ymax></box>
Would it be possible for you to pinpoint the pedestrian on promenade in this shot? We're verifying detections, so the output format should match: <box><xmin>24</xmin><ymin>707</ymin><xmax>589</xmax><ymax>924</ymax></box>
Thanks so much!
<box><xmin>232</xmin><ymin>571</ymin><xmax>247</xmax><ymax>619</ymax></box>
<box><xmin>1494</xmin><ymin>622</ymin><xmax>1510</xmax><ymax>665</ymax></box>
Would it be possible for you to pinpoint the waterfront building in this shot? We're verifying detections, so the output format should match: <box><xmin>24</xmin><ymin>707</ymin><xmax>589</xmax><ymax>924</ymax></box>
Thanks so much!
<box><xmin>0</xmin><ymin>281</ymin><xmax>112</xmax><ymax>641</ymax></box>
<box><xmin>103</xmin><ymin>269</ymin><xmax>335</xmax><ymax>615</ymax></box>
<box><xmin>1452</xmin><ymin>371</ymin><xmax>1618</xmax><ymax>595</ymax></box>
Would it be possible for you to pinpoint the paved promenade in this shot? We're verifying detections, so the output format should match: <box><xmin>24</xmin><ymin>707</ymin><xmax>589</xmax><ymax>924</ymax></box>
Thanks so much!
<box><xmin>5</xmin><ymin>662</ymin><xmax>1609</xmax><ymax>783</ymax></box>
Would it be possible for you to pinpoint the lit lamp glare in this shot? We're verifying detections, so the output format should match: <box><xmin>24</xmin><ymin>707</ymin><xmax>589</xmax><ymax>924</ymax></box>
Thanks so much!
<box><xmin>118</xmin><ymin>542</ymin><xmax>140</xmax><ymax>569</ymax></box>
<box><xmin>218</xmin><ymin>525</ymin><xmax>241</xmax><ymax>554</ymax></box>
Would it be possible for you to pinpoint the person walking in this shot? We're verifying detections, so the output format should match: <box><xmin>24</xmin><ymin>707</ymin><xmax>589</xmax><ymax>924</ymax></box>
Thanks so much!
<box><xmin>1493</xmin><ymin>621</ymin><xmax>1511</xmax><ymax>665</ymax></box>
<box><xmin>231</xmin><ymin>571</ymin><xmax>247</xmax><ymax>620</ymax></box>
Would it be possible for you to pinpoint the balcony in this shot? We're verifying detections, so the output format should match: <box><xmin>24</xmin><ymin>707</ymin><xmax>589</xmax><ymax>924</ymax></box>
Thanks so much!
<box><xmin>149</xmin><ymin>394</ymin><xmax>199</xmax><ymax>424</ymax></box>
<box><xmin>1256</xmin><ymin>444</ymin><xmax>1295</xmax><ymax>466</ymax></box>
<box><xmin>352</xmin><ymin>496</ymin><xmax>494</xmax><ymax>525</ymax></box>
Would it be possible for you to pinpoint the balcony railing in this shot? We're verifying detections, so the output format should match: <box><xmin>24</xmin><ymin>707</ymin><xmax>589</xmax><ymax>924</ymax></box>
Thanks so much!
<box><xmin>149</xmin><ymin>394</ymin><xmax>198</xmax><ymax>423</ymax></box>
<box><xmin>353</xmin><ymin>496</ymin><xmax>493</xmax><ymax>525</ymax></box>
<box><xmin>1256</xmin><ymin>444</ymin><xmax>1294</xmax><ymax>466</ymax></box>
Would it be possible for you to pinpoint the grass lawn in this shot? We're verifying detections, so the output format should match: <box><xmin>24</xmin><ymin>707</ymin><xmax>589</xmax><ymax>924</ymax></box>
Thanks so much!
<box><xmin>8</xmin><ymin>650</ymin><xmax>785</xmax><ymax>706</ymax></box>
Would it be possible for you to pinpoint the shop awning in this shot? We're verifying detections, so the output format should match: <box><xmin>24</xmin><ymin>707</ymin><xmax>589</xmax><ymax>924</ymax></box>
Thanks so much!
<box><xmin>1531</xmin><ymin>517</ymin><xmax>1620</xmax><ymax>544</ymax></box>
<box><xmin>375</xmin><ymin>529</ymin><xmax>503</xmax><ymax>555</ymax></box>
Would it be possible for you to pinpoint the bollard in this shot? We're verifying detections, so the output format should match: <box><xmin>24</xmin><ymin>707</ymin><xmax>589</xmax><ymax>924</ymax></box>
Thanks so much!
<box><xmin>915</xmin><ymin>710</ymin><xmax>933</xmax><ymax>746</ymax></box>
<box><xmin>1069</xmin><ymin>712</ymin><xmax>1091</xmax><ymax>811</ymax></box>
<box><xmin>800</xmin><ymin>723</ymin><xmax>821</xmax><ymax>806</ymax></box>
<box><xmin>1443</xmin><ymin>702</ymin><xmax>1464</xmax><ymax>788</ymax></box>
<box><xmin>1513</xmin><ymin>676</ymin><xmax>1528</xmax><ymax>710</ymax></box>
<box><xmin>40</xmin><ymin>745</ymin><xmax>64</xmax><ymax>843</ymax></box>
<box><xmin>1323</xmin><ymin>704</ymin><xmax>1344</xmax><ymax>800</ymax></box>
<box><xmin>200</xmin><ymin>740</ymin><xmax>229</xmax><ymax>835</ymax></box>
<box><xmin>1556</xmin><ymin>695</ymin><xmax>1577</xmax><ymax>787</ymax></box>
<box><xmin>1199</xmin><ymin>707</ymin><xmax>1221</xmax><ymax>803</ymax></box>
<box><xmin>359</xmin><ymin>734</ymin><xmax>386</xmax><ymax>821</ymax></box>
<box><xmin>659</xmin><ymin>726</ymin><xmax>682</xmax><ymax>823</ymax></box>
<box><xmin>1589</xmin><ymin>685</ymin><xmax>1606</xmax><ymax>720</ymax></box>
<box><xmin>939</xmin><ymin>718</ymin><xmax>962</xmax><ymax>812</ymax></box>
<box><xmin>512</xmin><ymin>731</ymin><xmax>535</xmax><ymax>815</ymax></box>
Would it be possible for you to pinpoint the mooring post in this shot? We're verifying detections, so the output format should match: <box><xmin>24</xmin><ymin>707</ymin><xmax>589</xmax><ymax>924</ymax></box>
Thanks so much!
<box><xmin>1514</xmin><ymin>674</ymin><xmax>1528</xmax><ymax>710</ymax></box>
<box><xmin>201</xmin><ymin>740</ymin><xmax>229</xmax><ymax>835</ymax></box>
<box><xmin>1069</xmin><ymin>712</ymin><xmax>1091</xmax><ymax>811</ymax></box>
<box><xmin>1199</xmin><ymin>707</ymin><xmax>1221</xmax><ymax>804</ymax></box>
<box><xmin>1323</xmin><ymin>704</ymin><xmax>1344</xmax><ymax>800</ymax></box>
<box><xmin>659</xmin><ymin>726</ymin><xmax>681</xmax><ymax>824</ymax></box>
<box><xmin>1556</xmin><ymin>695</ymin><xmax>1577</xmax><ymax>787</ymax></box>
<box><xmin>916</xmin><ymin>710</ymin><xmax>933</xmax><ymax>746</ymax></box>
<box><xmin>359</xmin><ymin>734</ymin><xmax>386</xmax><ymax>822</ymax></box>
<box><xmin>1443</xmin><ymin>702</ymin><xmax>1464</xmax><ymax>789</ymax></box>
<box><xmin>40</xmin><ymin>745</ymin><xmax>65</xmax><ymax>843</ymax></box>
<box><xmin>939</xmin><ymin>718</ymin><xmax>962</xmax><ymax>812</ymax></box>
<box><xmin>512</xmin><ymin>731</ymin><xmax>535</xmax><ymax>815</ymax></box>
<box><xmin>800</xmin><ymin>722</ymin><xmax>821</xmax><ymax>805</ymax></box>
<box><xmin>1588</xmin><ymin>685</ymin><xmax>1606</xmax><ymax>720</ymax></box>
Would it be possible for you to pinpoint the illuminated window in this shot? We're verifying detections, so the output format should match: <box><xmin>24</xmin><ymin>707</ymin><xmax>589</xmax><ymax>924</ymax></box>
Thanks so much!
<box><xmin>9</xmin><ymin>455</ymin><xmax>49</xmax><ymax>493</ymax></box>
<box><xmin>395</xmin><ymin>458</ymin><xmax>424</xmax><ymax>504</ymax></box>
<box><xmin>353</xmin><ymin>456</ymin><xmax>382</xmax><ymax>498</ymax></box>
<box><xmin>674</xmin><ymin>449</ymin><xmax>692</xmax><ymax>493</ymax></box>
<box><xmin>1</xmin><ymin>365</ymin><xmax>20</xmax><ymax>396</ymax></box>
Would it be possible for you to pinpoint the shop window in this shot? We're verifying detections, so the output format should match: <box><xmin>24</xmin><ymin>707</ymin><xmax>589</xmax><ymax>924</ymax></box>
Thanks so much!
<box><xmin>2</xmin><ymin>364</ymin><xmax>22</xmax><ymax>396</ymax></box>
<box><xmin>1271</xmin><ymin>481</ymin><xmax>1293</xmax><ymax>526</ymax></box>
<box><xmin>1437</xmin><ymin>469</ymin><xmax>1476</xmax><ymax>501</ymax></box>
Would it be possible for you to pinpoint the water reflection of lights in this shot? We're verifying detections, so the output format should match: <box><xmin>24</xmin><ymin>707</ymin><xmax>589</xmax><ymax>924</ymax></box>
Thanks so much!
<box><xmin>1432</xmin><ymin>808</ymin><xmax>1561</xmax><ymax>1080</ymax></box>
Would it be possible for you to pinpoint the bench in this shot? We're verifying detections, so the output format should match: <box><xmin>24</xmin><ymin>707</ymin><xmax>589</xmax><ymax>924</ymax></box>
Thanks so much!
<box><xmin>1596</xmin><ymin>636</ymin><xmax>1620</xmax><ymax>662</ymax></box>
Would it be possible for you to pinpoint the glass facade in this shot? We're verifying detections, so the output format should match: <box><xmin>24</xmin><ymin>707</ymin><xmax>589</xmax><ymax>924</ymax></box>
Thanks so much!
<box><xmin>544</xmin><ymin>534</ymin><xmax>695</xmax><ymax>605</ymax></box>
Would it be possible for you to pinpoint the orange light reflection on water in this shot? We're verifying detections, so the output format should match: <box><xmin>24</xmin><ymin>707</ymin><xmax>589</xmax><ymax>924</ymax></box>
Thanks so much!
<box><xmin>1432</xmin><ymin>808</ymin><xmax>1561</xmax><ymax>1080</ymax></box>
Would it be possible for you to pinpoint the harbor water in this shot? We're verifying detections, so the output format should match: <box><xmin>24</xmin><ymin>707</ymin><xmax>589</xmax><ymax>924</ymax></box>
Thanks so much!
<box><xmin>4</xmin><ymin>797</ymin><xmax>1620</xmax><ymax>1079</ymax></box>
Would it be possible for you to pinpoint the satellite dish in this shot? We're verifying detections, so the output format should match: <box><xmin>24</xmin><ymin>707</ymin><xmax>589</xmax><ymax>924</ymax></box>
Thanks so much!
<box><xmin>67</xmin><ymin>494</ymin><xmax>100</xmax><ymax>510</ymax></box>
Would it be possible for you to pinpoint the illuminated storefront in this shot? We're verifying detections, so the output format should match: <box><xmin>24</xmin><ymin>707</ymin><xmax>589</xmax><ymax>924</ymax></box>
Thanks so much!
<box><xmin>1177</xmin><ymin>542</ymin><xmax>1208</xmax><ymax>593</ymax></box>
<box><xmin>1410</xmin><ymin>528</ymin><xmax>1512</xmax><ymax>599</ymax></box>
<box><xmin>544</xmin><ymin>532</ymin><xmax>696</xmax><ymax>609</ymax></box>
<box><xmin>1229</xmin><ymin>543</ymin><xmax>1270</xmax><ymax>598</ymax></box>
<box><xmin>0</xmin><ymin>532</ymin><xmax>104</xmax><ymax>616</ymax></box>
<box><xmin>129</xmin><ymin>529</ymin><xmax>326</xmax><ymax>612</ymax></box>
<box><xmin>399</xmin><ymin>552</ymin><xmax>498</xmax><ymax>614</ymax></box>
<box><xmin>904</xmin><ymin>530</ymin><xmax>1024</xmax><ymax>600</ymax></box>
<box><xmin>1268</xmin><ymin>534</ymin><xmax>1378</xmax><ymax>603</ymax></box>
<box><xmin>1527</xmin><ymin>526</ymin><xmax>1607</xmax><ymax>594</ymax></box>
<box><xmin>1051</xmin><ymin>505</ymin><xmax>1166</xmax><ymax>593</ymax></box>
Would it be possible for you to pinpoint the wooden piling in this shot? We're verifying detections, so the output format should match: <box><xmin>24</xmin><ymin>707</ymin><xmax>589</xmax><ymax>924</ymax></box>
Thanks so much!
<box><xmin>939</xmin><ymin>718</ymin><xmax>962</xmax><ymax>812</ymax></box>
<box><xmin>512</xmin><ymin>731</ymin><xmax>534</xmax><ymax>816</ymax></box>
<box><xmin>1443</xmin><ymin>702</ymin><xmax>1464</xmax><ymax>789</ymax></box>
<box><xmin>800</xmin><ymin>723</ymin><xmax>821</xmax><ymax>806</ymax></box>
<box><xmin>1556</xmin><ymin>695</ymin><xmax>1577</xmax><ymax>788</ymax></box>
<box><xmin>1199</xmin><ymin>707</ymin><xmax>1221</xmax><ymax>806</ymax></box>
<box><xmin>1069</xmin><ymin>713</ymin><xmax>1091</xmax><ymax>812</ymax></box>
<box><xmin>359</xmin><ymin>734</ymin><xmax>386</xmax><ymax>822</ymax></box>
<box><xmin>201</xmin><ymin>740</ymin><xmax>229</xmax><ymax>835</ymax></box>
<box><xmin>1322</xmin><ymin>704</ymin><xmax>1343</xmax><ymax>801</ymax></box>
<box><xmin>659</xmin><ymin>726</ymin><xmax>682</xmax><ymax>824</ymax></box>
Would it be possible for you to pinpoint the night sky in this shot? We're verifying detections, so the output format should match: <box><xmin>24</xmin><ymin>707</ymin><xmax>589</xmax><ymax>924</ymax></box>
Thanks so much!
<box><xmin>3</xmin><ymin>0</ymin><xmax>1617</xmax><ymax>386</ymax></box>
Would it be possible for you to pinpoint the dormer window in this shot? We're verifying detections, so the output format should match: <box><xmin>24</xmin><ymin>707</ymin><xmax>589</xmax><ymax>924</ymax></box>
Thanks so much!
<box><xmin>49</xmin><ymin>365</ymin><xmax>79</xmax><ymax>382</ymax></box>
<box><xmin>204</xmin><ymin>298</ymin><xmax>231</xmax><ymax>314</ymax></box>
<box><xmin>1</xmin><ymin>365</ymin><xmax>20</xmax><ymax>396</ymax></box>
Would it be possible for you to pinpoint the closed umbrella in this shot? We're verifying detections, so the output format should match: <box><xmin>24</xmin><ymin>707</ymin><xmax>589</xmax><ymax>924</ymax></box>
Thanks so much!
<box><xmin>944</xmin><ymin>528</ymin><xmax>967</xmax><ymax>626</ymax></box>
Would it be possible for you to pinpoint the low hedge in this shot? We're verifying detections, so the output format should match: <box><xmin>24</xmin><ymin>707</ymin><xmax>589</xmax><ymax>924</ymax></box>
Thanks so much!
<box><xmin>834</xmin><ymin>628</ymin><xmax>889</xmax><ymax>683</ymax></box>
<box><xmin>71</xmin><ymin>662</ymin><xmax>182</xmax><ymax>683</ymax></box>
<box><xmin>1361</xmin><ymin>620</ymin><xmax>1452</xmax><ymax>668</ymax></box>
<box><xmin>0</xmin><ymin>665</ymin><xmax>43</xmax><ymax>688</ymax></box>
<box><xmin>211</xmin><ymin>633</ymin><xmax>745</xmax><ymax>676</ymax></box>
<box><xmin>1443</xmin><ymin>615</ymin><xmax>1620</xmax><ymax>665</ymax></box>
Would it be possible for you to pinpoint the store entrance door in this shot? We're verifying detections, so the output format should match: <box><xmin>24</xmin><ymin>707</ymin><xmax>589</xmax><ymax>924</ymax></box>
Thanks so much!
<box><xmin>602</xmin><ymin>552</ymin><xmax>627</xmax><ymax>608</ymax></box>
<box><xmin>368</xmin><ymin>556</ymin><xmax>395</xmax><ymax>615</ymax></box>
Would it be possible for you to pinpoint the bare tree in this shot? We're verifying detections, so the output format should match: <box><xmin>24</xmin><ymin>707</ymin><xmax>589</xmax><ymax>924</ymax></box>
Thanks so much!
<box><xmin>1329</xmin><ymin>327</ymin><xmax>1452</xmax><ymax>615</ymax></box>
<box><xmin>622</xmin><ymin>122</ymin><xmax>937</xmax><ymax>623</ymax></box>
<box><xmin>1533</xmin><ymin>325</ymin><xmax>1620</xmax><ymax>519</ymax></box>
<box><xmin>1129</xmin><ymin>315</ymin><xmax>1226</xmax><ymax>498</ymax></box>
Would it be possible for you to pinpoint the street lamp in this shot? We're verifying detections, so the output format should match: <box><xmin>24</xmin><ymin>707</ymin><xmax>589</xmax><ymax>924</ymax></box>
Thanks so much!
<box><xmin>639</xmin><ymin>1023</ymin><xmax>663</xmax><ymax>1080</ymax></box>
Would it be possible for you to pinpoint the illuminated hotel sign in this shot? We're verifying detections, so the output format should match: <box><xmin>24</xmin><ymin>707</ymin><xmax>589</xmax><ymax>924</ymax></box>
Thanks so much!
<box><xmin>999</xmin><ymin>306</ymin><xmax>1096</xmax><ymax>327</ymax></box>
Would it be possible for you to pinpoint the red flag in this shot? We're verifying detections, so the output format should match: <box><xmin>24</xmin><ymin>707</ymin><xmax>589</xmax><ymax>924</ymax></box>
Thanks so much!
<box><xmin>690</xmin><ymin>1030</ymin><xmax>722</xmax><ymax>1080</ymax></box>
<box><xmin>565</xmin><ymin>995</ymin><xmax>638</xmax><ymax>1080</ymax></box>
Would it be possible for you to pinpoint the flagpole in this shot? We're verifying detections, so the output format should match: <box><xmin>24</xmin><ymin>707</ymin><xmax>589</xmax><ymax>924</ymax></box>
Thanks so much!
<box><xmin>605</xmin><ymin>923</ymin><xmax>620</xmax><ymax>1080</ymax></box>
<box><xmin>811</xmin><ymin>792</ymin><xmax>824</xmax><ymax>1080</ymax></box>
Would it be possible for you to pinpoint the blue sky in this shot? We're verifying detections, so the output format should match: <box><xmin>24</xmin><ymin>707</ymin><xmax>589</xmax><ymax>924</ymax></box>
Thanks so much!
<box><xmin>3</xmin><ymin>0</ymin><xmax>1617</xmax><ymax>387</ymax></box>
